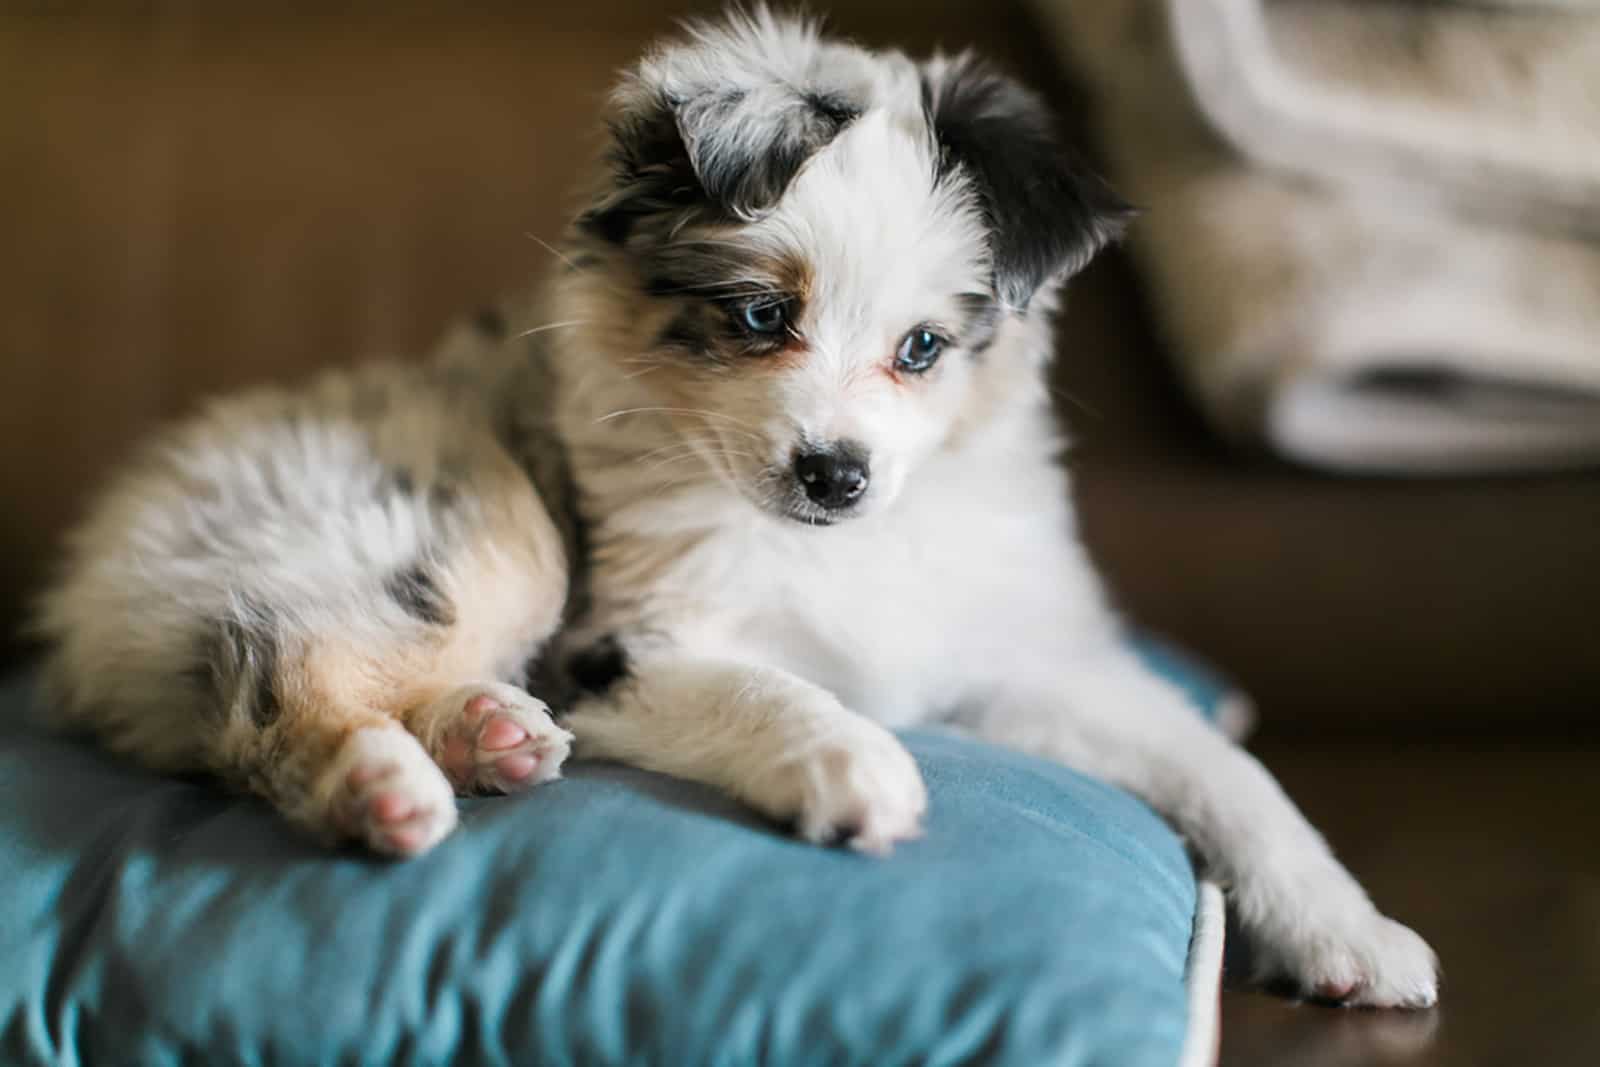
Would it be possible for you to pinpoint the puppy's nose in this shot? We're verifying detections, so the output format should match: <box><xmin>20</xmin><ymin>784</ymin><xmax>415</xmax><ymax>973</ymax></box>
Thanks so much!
<box><xmin>794</xmin><ymin>446</ymin><xmax>870</xmax><ymax>510</ymax></box>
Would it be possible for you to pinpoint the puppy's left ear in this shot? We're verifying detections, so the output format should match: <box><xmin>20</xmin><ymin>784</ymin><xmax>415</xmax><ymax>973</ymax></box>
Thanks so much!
<box><xmin>922</xmin><ymin>54</ymin><xmax>1133</xmax><ymax>310</ymax></box>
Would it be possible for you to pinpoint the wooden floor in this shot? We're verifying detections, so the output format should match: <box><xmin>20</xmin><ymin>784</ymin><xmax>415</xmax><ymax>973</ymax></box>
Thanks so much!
<box><xmin>1220</xmin><ymin>741</ymin><xmax>1600</xmax><ymax>1066</ymax></box>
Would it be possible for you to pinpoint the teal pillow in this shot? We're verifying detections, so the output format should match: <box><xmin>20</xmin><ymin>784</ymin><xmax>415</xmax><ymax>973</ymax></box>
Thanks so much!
<box><xmin>0</xmin><ymin>641</ymin><xmax>1224</xmax><ymax>1066</ymax></box>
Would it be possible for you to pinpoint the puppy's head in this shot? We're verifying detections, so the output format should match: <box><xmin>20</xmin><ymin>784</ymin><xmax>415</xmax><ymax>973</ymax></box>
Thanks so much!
<box><xmin>567</xmin><ymin>9</ymin><xmax>1127</xmax><ymax>524</ymax></box>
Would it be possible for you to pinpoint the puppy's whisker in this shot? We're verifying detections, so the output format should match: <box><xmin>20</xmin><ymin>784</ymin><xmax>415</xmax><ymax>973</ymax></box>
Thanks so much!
<box><xmin>632</xmin><ymin>438</ymin><xmax>727</xmax><ymax>465</ymax></box>
<box><xmin>593</xmin><ymin>406</ymin><xmax>763</xmax><ymax>434</ymax></box>
<box><xmin>635</xmin><ymin>467</ymin><xmax>725</xmax><ymax>505</ymax></box>
<box><xmin>639</xmin><ymin>439</ymin><xmax>760</xmax><ymax>468</ymax></box>
<box><xmin>644</xmin><ymin>452</ymin><xmax>758</xmax><ymax>479</ymax></box>
<box><xmin>626</xmin><ymin>430</ymin><xmax>762</xmax><ymax>479</ymax></box>
<box><xmin>1045</xmin><ymin>383</ymin><xmax>1103</xmax><ymax>421</ymax></box>
<box><xmin>639</xmin><ymin>454</ymin><xmax>707</xmax><ymax>476</ymax></box>
<box><xmin>511</xmin><ymin>319</ymin><xmax>591</xmax><ymax>340</ymax></box>
<box><xmin>524</xmin><ymin>232</ymin><xmax>582</xmax><ymax>273</ymax></box>
<box><xmin>626</xmin><ymin>430</ymin><xmax>758</xmax><ymax>466</ymax></box>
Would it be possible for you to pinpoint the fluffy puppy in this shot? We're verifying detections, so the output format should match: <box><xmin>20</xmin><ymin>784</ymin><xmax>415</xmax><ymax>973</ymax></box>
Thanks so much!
<box><xmin>36</xmin><ymin>10</ymin><xmax>1437</xmax><ymax>1008</ymax></box>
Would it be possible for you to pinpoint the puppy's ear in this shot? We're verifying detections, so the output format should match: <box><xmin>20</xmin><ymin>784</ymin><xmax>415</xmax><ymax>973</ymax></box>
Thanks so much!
<box><xmin>585</xmin><ymin>90</ymin><xmax>857</xmax><ymax>241</ymax></box>
<box><xmin>581</xmin><ymin>13</ymin><xmax>862</xmax><ymax>242</ymax></box>
<box><xmin>672</xmin><ymin>86</ymin><xmax>858</xmax><ymax>217</ymax></box>
<box><xmin>922</xmin><ymin>54</ymin><xmax>1132</xmax><ymax>310</ymax></box>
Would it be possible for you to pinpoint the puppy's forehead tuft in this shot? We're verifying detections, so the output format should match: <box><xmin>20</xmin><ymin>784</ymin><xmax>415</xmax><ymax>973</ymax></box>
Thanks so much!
<box><xmin>587</xmin><ymin>10</ymin><xmax>909</xmax><ymax>233</ymax></box>
<box><xmin>625</xmin><ymin>9</ymin><xmax>886</xmax><ymax>126</ymax></box>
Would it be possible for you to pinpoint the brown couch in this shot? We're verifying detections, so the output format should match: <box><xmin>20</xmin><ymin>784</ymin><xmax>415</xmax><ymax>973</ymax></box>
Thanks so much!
<box><xmin>4</xmin><ymin>2</ymin><xmax>1596</xmax><ymax>736</ymax></box>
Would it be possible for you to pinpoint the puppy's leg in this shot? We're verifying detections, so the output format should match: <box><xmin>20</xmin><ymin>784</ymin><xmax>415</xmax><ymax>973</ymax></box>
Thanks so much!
<box><xmin>218</xmin><ymin>638</ymin><xmax>460</xmax><ymax>857</ymax></box>
<box><xmin>964</xmin><ymin>643</ymin><xmax>1438</xmax><ymax>1009</ymax></box>
<box><xmin>209</xmin><ymin>564</ymin><xmax>572</xmax><ymax>856</ymax></box>
<box><xmin>564</xmin><ymin>657</ymin><xmax>926</xmax><ymax>853</ymax></box>
<box><xmin>228</xmin><ymin>644</ymin><xmax>568</xmax><ymax>858</ymax></box>
<box><xmin>219</xmin><ymin>450</ymin><xmax>571</xmax><ymax>851</ymax></box>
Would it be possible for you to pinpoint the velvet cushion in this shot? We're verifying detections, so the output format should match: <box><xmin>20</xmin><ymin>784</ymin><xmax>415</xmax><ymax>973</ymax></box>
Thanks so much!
<box><xmin>0</xmin><ymin>640</ymin><xmax>1227</xmax><ymax>1066</ymax></box>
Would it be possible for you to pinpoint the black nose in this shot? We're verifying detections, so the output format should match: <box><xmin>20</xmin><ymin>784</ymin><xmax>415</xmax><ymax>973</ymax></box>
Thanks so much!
<box><xmin>793</xmin><ymin>446</ymin><xmax>870</xmax><ymax>509</ymax></box>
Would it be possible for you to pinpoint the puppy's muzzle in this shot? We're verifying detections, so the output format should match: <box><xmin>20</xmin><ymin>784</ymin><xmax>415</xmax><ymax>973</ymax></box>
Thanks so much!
<box><xmin>792</xmin><ymin>443</ymin><xmax>870</xmax><ymax>511</ymax></box>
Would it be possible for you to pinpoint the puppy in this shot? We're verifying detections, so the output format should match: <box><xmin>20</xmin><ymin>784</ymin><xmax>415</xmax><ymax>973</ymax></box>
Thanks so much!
<box><xmin>35</xmin><ymin>10</ymin><xmax>1437</xmax><ymax>1008</ymax></box>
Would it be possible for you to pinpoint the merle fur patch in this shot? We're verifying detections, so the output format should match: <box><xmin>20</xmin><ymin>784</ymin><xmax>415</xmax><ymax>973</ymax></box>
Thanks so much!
<box><xmin>200</xmin><ymin>608</ymin><xmax>281</xmax><ymax>728</ymax></box>
<box><xmin>386</xmin><ymin>562</ymin><xmax>454</xmax><ymax>627</ymax></box>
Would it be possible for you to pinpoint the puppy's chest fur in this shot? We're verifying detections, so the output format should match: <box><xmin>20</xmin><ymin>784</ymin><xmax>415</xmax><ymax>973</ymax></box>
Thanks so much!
<box><xmin>577</xmin><ymin>408</ymin><xmax>1099</xmax><ymax>728</ymax></box>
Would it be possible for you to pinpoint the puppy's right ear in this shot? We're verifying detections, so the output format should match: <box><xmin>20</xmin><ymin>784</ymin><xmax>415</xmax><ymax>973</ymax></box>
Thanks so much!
<box><xmin>921</xmin><ymin>53</ymin><xmax>1133</xmax><ymax>310</ymax></box>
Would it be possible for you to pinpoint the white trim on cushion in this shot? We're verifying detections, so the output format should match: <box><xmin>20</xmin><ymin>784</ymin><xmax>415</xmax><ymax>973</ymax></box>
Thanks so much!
<box><xmin>1179</xmin><ymin>881</ymin><xmax>1227</xmax><ymax>1067</ymax></box>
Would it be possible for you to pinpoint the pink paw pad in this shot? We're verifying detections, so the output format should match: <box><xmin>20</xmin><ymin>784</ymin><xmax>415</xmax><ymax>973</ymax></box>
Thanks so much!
<box><xmin>478</xmin><ymin>711</ymin><xmax>528</xmax><ymax>751</ymax></box>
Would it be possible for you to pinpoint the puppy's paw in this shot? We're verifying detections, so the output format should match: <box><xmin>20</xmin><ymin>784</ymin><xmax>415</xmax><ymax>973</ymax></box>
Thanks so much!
<box><xmin>759</xmin><ymin>720</ymin><xmax>927</xmax><ymax>855</ymax></box>
<box><xmin>429</xmin><ymin>682</ymin><xmax>573</xmax><ymax>795</ymax></box>
<box><xmin>325</xmin><ymin>727</ymin><xmax>459</xmax><ymax>857</ymax></box>
<box><xmin>1248</xmin><ymin>881</ymin><xmax>1439</xmax><ymax>1008</ymax></box>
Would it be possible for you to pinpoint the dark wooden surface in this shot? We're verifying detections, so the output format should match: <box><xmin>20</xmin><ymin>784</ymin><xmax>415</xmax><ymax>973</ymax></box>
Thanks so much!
<box><xmin>1223</xmin><ymin>740</ymin><xmax>1600</xmax><ymax>1066</ymax></box>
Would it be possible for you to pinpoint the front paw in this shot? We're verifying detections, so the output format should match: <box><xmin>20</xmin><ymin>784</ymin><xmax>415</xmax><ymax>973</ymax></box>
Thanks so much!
<box><xmin>1246</xmin><ymin>881</ymin><xmax>1439</xmax><ymax>1008</ymax></box>
<box><xmin>755</xmin><ymin>721</ymin><xmax>927</xmax><ymax>856</ymax></box>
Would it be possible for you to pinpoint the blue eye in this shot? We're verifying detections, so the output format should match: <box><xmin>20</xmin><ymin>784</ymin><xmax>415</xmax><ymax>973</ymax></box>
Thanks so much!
<box><xmin>739</xmin><ymin>299</ymin><xmax>789</xmax><ymax>335</ymax></box>
<box><xmin>895</xmin><ymin>328</ymin><xmax>947</xmax><ymax>373</ymax></box>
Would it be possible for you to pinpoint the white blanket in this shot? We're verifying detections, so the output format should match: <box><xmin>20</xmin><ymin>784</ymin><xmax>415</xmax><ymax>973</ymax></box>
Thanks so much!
<box><xmin>1033</xmin><ymin>0</ymin><xmax>1600</xmax><ymax>474</ymax></box>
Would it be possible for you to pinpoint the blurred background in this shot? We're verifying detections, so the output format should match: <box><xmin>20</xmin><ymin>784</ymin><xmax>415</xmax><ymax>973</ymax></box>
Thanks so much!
<box><xmin>3</xmin><ymin>2</ymin><xmax>1597</xmax><ymax>1063</ymax></box>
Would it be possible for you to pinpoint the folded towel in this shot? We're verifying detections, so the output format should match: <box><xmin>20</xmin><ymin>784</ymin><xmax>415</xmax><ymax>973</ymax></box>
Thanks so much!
<box><xmin>1035</xmin><ymin>0</ymin><xmax>1600</xmax><ymax>474</ymax></box>
<box><xmin>1177</xmin><ymin>0</ymin><xmax>1600</xmax><ymax>236</ymax></box>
